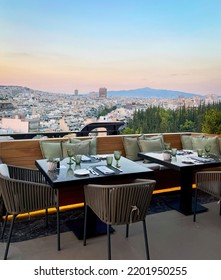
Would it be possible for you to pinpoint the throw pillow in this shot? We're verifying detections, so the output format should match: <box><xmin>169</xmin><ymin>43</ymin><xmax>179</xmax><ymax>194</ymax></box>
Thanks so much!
<box><xmin>122</xmin><ymin>136</ymin><xmax>140</xmax><ymax>161</ymax></box>
<box><xmin>181</xmin><ymin>135</ymin><xmax>193</xmax><ymax>150</ymax></box>
<box><xmin>69</xmin><ymin>138</ymin><xmax>97</xmax><ymax>155</ymax></box>
<box><xmin>0</xmin><ymin>163</ymin><xmax>10</xmax><ymax>177</ymax></box>
<box><xmin>144</xmin><ymin>134</ymin><xmax>165</xmax><ymax>147</ymax></box>
<box><xmin>138</xmin><ymin>138</ymin><xmax>164</xmax><ymax>153</ymax></box>
<box><xmin>62</xmin><ymin>141</ymin><xmax>90</xmax><ymax>157</ymax></box>
<box><xmin>192</xmin><ymin>136</ymin><xmax>220</xmax><ymax>155</ymax></box>
<box><xmin>39</xmin><ymin>141</ymin><xmax>63</xmax><ymax>159</ymax></box>
<box><xmin>122</xmin><ymin>135</ymin><xmax>145</xmax><ymax>161</ymax></box>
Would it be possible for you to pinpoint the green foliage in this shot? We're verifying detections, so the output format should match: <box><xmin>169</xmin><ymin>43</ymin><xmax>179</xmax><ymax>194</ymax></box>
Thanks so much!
<box><xmin>122</xmin><ymin>102</ymin><xmax>221</xmax><ymax>134</ymax></box>
<box><xmin>97</xmin><ymin>106</ymin><xmax>117</xmax><ymax>118</ymax></box>
<box><xmin>202</xmin><ymin>109</ymin><xmax>221</xmax><ymax>134</ymax></box>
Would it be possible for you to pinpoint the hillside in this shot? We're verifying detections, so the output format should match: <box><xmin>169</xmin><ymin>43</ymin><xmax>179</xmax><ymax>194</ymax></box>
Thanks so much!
<box><xmin>107</xmin><ymin>87</ymin><xmax>203</xmax><ymax>98</ymax></box>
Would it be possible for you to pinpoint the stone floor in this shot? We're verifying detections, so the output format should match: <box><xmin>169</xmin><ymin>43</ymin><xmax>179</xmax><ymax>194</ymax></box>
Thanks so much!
<box><xmin>1</xmin><ymin>201</ymin><xmax>221</xmax><ymax>260</ymax></box>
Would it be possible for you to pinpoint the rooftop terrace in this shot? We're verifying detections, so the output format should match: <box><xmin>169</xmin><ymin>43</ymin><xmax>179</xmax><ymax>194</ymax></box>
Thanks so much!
<box><xmin>0</xmin><ymin>201</ymin><xmax>220</xmax><ymax>260</ymax></box>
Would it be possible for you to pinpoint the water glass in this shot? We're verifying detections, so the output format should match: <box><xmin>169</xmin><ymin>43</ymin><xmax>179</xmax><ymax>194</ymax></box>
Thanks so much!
<box><xmin>171</xmin><ymin>148</ymin><xmax>177</xmax><ymax>157</ymax></box>
<box><xmin>114</xmin><ymin>151</ymin><xmax>121</xmax><ymax>167</ymax></box>
<box><xmin>106</xmin><ymin>156</ymin><xmax>113</xmax><ymax>166</ymax></box>
<box><xmin>74</xmin><ymin>155</ymin><xmax>82</xmax><ymax>165</ymax></box>
<box><xmin>67</xmin><ymin>149</ymin><xmax>74</xmax><ymax>165</ymax></box>
<box><xmin>197</xmin><ymin>148</ymin><xmax>203</xmax><ymax>157</ymax></box>
<box><xmin>204</xmin><ymin>144</ymin><xmax>211</xmax><ymax>156</ymax></box>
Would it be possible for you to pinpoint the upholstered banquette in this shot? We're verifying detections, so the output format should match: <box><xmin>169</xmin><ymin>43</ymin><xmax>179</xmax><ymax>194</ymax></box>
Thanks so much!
<box><xmin>0</xmin><ymin>132</ymin><xmax>220</xmax><ymax>206</ymax></box>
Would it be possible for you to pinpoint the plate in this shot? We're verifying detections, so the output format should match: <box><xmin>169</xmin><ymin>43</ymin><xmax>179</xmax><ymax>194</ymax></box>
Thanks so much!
<box><xmin>74</xmin><ymin>169</ymin><xmax>90</xmax><ymax>176</ymax></box>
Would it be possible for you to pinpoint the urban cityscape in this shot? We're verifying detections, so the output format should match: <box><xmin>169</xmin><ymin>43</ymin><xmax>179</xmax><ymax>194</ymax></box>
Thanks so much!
<box><xmin>0</xmin><ymin>85</ymin><xmax>220</xmax><ymax>136</ymax></box>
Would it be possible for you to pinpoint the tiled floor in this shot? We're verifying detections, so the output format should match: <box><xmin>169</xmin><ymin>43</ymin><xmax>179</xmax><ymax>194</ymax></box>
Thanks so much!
<box><xmin>1</xmin><ymin>201</ymin><xmax>221</xmax><ymax>260</ymax></box>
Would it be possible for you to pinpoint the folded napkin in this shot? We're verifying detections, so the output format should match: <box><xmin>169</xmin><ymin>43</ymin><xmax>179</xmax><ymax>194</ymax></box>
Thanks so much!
<box><xmin>81</xmin><ymin>155</ymin><xmax>91</xmax><ymax>161</ymax></box>
<box><xmin>95</xmin><ymin>166</ymin><xmax>115</xmax><ymax>174</ymax></box>
<box><xmin>190</xmin><ymin>156</ymin><xmax>214</xmax><ymax>163</ymax></box>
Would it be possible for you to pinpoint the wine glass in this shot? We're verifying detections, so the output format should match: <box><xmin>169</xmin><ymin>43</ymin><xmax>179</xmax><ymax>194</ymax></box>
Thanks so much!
<box><xmin>74</xmin><ymin>154</ymin><xmax>82</xmax><ymax>166</ymax></box>
<box><xmin>114</xmin><ymin>151</ymin><xmax>121</xmax><ymax>167</ymax></box>
<box><xmin>204</xmin><ymin>144</ymin><xmax>211</xmax><ymax>157</ymax></box>
<box><xmin>67</xmin><ymin>149</ymin><xmax>74</xmax><ymax>165</ymax></box>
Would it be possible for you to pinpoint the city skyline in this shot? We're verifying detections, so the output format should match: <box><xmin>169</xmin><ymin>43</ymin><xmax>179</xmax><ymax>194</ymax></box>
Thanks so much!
<box><xmin>1</xmin><ymin>0</ymin><xmax>221</xmax><ymax>95</ymax></box>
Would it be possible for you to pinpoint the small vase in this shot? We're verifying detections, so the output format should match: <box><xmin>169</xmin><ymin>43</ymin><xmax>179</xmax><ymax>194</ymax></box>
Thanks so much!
<box><xmin>47</xmin><ymin>161</ymin><xmax>57</xmax><ymax>171</ymax></box>
<box><xmin>163</xmin><ymin>151</ymin><xmax>171</xmax><ymax>161</ymax></box>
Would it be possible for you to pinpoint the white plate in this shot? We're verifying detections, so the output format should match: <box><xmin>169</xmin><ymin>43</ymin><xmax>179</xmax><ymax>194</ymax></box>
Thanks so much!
<box><xmin>74</xmin><ymin>169</ymin><xmax>90</xmax><ymax>176</ymax></box>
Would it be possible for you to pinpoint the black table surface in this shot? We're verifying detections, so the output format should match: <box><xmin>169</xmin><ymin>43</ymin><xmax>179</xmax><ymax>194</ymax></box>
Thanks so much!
<box><xmin>138</xmin><ymin>151</ymin><xmax>221</xmax><ymax>171</ymax></box>
<box><xmin>35</xmin><ymin>155</ymin><xmax>154</xmax><ymax>189</ymax></box>
<box><xmin>138</xmin><ymin>150</ymin><xmax>221</xmax><ymax>215</ymax></box>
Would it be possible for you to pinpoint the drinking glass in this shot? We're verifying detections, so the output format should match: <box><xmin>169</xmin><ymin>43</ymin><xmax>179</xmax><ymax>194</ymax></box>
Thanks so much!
<box><xmin>114</xmin><ymin>151</ymin><xmax>121</xmax><ymax>167</ymax></box>
<box><xmin>197</xmin><ymin>148</ymin><xmax>203</xmax><ymax>157</ymax></box>
<box><xmin>164</xmin><ymin>142</ymin><xmax>171</xmax><ymax>150</ymax></box>
<box><xmin>74</xmin><ymin>154</ymin><xmax>82</xmax><ymax>165</ymax></box>
<box><xmin>67</xmin><ymin>149</ymin><xmax>74</xmax><ymax>165</ymax></box>
<box><xmin>204</xmin><ymin>144</ymin><xmax>211</xmax><ymax>157</ymax></box>
<box><xmin>106</xmin><ymin>155</ymin><xmax>113</xmax><ymax>166</ymax></box>
<box><xmin>171</xmin><ymin>148</ymin><xmax>177</xmax><ymax>157</ymax></box>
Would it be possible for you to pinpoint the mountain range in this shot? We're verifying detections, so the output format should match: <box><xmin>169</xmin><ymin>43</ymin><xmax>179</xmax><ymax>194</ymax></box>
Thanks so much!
<box><xmin>0</xmin><ymin>85</ymin><xmax>206</xmax><ymax>99</ymax></box>
<box><xmin>107</xmin><ymin>87</ymin><xmax>203</xmax><ymax>99</ymax></box>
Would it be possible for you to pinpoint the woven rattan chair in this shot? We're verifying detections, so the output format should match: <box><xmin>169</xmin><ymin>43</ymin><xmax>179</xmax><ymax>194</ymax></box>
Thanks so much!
<box><xmin>0</xmin><ymin>165</ymin><xmax>58</xmax><ymax>260</ymax></box>
<box><xmin>193</xmin><ymin>171</ymin><xmax>221</xmax><ymax>222</ymax></box>
<box><xmin>83</xmin><ymin>179</ymin><xmax>156</xmax><ymax>260</ymax></box>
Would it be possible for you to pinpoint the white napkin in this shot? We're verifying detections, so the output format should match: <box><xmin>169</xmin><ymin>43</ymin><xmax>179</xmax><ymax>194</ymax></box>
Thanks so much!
<box><xmin>81</xmin><ymin>155</ymin><xmax>91</xmax><ymax>161</ymax></box>
<box><xmin>96</xmin><ymin>166</ymin><xmax>115</xmax><ymax>174</ymax></box>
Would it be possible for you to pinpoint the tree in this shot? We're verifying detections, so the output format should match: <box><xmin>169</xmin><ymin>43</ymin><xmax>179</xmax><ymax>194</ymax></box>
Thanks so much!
<box><xmin>202</xmin><ymin>109</ymin><xmax>221</xmax><ymax>134</ymax></box>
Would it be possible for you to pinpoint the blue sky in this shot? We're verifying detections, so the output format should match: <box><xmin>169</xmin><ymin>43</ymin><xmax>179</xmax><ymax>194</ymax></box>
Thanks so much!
<box><xmin>0</xmin><ymin>0</ymin><xmax>221</xmax><ymax>95</ymax></box>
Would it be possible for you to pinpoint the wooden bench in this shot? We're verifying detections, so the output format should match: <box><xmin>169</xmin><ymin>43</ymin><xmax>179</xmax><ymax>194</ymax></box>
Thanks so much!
<box><xmin>0</xmin><ymin>132</ymin><xmax>220</xmax><ymax>206</ymax></box>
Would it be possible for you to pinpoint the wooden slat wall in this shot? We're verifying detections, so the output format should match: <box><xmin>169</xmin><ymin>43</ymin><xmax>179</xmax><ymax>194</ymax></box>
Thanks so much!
<box><xmin>0</xmin><ymin>133</ymin><xmax>187</xmax><ymax>168</ymax></box>
<box><xmin>1</xmin><ymin>132</ymin><xmax>220</xmax><ymax>206</ymax></box>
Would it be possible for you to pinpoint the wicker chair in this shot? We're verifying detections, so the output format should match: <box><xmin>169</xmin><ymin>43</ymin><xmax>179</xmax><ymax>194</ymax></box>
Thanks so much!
<box><xmin>0</xmin><ymin>165</ymin><xmax>58</xmax><ymax>260</ymax></box>
<box><xmin>193</xmin><ymin>171</ymin><xmax>221</xmax><ymax>222</ymax></box>
<box><xmin>83</xmin><ymin>179</ymin><xmax>156</xmax><ymax>260</ymax></box>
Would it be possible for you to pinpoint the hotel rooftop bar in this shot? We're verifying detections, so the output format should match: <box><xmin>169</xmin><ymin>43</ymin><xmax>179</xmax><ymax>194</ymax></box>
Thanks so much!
<box><xmin>0</xmin><ymin>122</ymin><xmax>221</xmax><ymax>260</ymax></box>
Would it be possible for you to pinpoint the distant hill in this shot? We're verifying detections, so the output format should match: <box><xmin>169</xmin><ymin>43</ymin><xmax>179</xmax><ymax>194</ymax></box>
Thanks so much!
<box><xmin>1</xmin><ymin>85</ymin><xmax>208</xmax><ymax>99</ymax></box>
<box><xmin>107</xmin><ymin>87</ymin><xmax>203</xmax><ymax>99</ymax></box>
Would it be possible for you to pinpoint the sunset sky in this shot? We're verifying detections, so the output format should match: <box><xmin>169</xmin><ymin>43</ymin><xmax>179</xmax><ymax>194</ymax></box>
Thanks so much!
<box><xmin>1</xmin><ymin>0</ymin><xmax>221</xmax><ymax>95</ymax></box>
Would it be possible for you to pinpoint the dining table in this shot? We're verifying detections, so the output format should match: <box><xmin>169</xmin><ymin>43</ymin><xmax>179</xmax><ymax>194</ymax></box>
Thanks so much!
<box><xmin>138</xmin><ymin>151</ymin><xmax>221</xmax><ymax>215</ymax></box>
<box><xmin>35</xmin><ymin>154</ymin><xmax>154</xmax><ymax>248</ymax></box>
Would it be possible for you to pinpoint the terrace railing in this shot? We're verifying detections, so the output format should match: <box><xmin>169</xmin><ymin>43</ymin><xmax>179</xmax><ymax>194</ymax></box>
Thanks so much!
<box><xmin>0</xmin><ymin>121</ymin><xmax>125</xmax><ymax>140</ymax></box>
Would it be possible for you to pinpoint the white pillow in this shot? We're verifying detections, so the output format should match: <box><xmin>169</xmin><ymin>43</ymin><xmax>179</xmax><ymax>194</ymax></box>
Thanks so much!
<box><xmin>0</xmin><ymin>163</ymin><xmax>10</xmax><ymax>177</ymax></box>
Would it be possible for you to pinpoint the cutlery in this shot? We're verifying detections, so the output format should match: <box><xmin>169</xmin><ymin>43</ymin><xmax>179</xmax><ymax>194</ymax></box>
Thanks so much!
<box><xmin>88</xmin><ymin>168</ymin><xmax>99</xmax><ymax>176</ymax></box>
<box><xmin>111</xmin><ymin>166</ymin><xmax>123</xmax><ymax>172</ymax></box>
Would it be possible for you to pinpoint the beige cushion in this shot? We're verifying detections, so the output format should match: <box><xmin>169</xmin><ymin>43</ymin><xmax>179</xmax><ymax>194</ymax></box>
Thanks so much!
<box><xmin>192</xmin><ymin>136</ymin><xmax>220</xmax><ymax>155</ymax></box>
<box><xmin>69</xmin><ymin>138</ymin><xmax>97</xmax><ymax>155</ymax></box>
<box><xmin>40</xmin><ymin>141</ymin><xmax>63</xmax><ymax>159</ymax></box>
<box><xmin>181</xmin><ymin>135</ymin><xmax>193</xmax><ymax>150</ymax></box>
<box><xmin>62</xmin><ymin>141</ymin><xmax>90</xmax><ymax>157</ymax></box>
<box><xmin>122</xmin><ymin>137</ymin><xmax>141</xmax><ymax>161</ymax></box>
<box><xmin>0</xmin><ymin>163</ymin><xmax>10</xmax><ymax>177</ymax></box>
<box><xmin>138</xmin><ymin>138</ymin><xmax>164</xmax><ymax>153</ymax></box>
<box><xmin>122</xmin><ymin>135</ymin><xmax>146</xmax><ymax>161</ymax></box>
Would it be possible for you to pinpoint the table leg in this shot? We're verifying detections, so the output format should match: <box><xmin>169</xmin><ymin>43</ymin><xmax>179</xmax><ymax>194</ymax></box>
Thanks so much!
<box><xmin>66</xmin><ymin>207</ymin><xmax>114</xmax><ymax>240</ymax></box>
<box><xmin>57</xmin><ymin>190</ymin><xmax>60</xmax><ymax>251</ymax></box>
<box><xmin>179</xmin><ymin>170</ymin><xmax>193</xmax><ymax>215</ymax></box>
<box><xmin>164</xmin><ymin>170</ymin><xmax>208</xmax><ymax>215</ymax></box>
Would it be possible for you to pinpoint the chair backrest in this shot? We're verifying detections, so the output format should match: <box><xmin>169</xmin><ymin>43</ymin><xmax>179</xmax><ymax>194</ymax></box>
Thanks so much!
<box><xmin>84</xmin><ymin>179</ymin><xmax>156</xmax><ymax>225</ymax></box>
<box><xmin>0</xmin><ymin>174</ymin><xmax>57</xmax><ymax>215</ymax></box>
<box><xmin>196</xmin><ymin>171</ymin><xmax>221</xmax><ymax>199</ymax></box>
